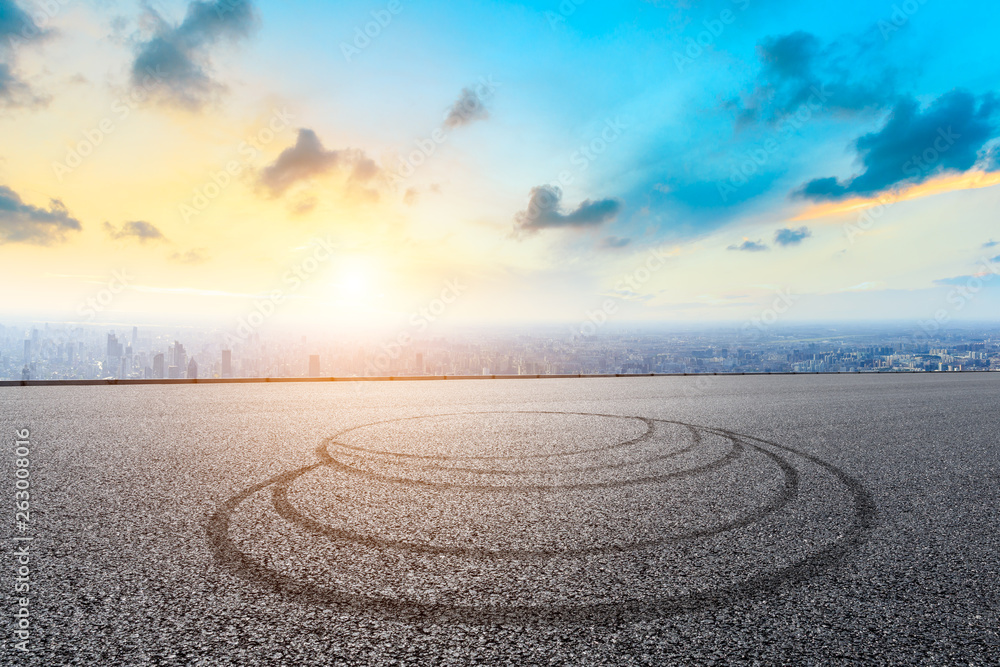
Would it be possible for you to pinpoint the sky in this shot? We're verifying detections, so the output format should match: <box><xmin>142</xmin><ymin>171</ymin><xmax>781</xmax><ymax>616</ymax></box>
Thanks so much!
<box><xmin>2</xmin><ymin>0</ymin><xmax>1000</xmax><ymax>333</ymax></box>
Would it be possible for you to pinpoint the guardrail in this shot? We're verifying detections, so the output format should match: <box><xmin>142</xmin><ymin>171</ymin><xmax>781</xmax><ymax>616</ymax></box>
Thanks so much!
<box><xmin>1</xmin><ymin>369</ymin><xmax>994</xmax><ymax>387</ymax></box>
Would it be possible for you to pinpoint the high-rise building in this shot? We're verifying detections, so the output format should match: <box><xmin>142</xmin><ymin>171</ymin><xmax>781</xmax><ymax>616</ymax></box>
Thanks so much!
<box><xmin>187</xmin><ymin>358</ymin><xmax>198</xmax><ymax>379</ymax></box>
<box><xmin>131</xmin><ymin>326</ymin><xmax>138</xmax><ymax>349</ymax></box>
<box><xmin>168</xmin><ymin>365</ymin><xmax>180</xmax><ymax>379</ymax></box>
<box><xmin>153</xmin><ymin>354</ymin><xmax>165</xmax><ymax>379</ymax></box>
<box><xmin>22</xmin><ymin>340</ymin><xmax>30</xmax><ymax>364</ymax></box>
<box><xmin>221</xmin><ymin>350</ymin><xmax>232</xmax><ymax>378</ymax></box>
<box><xmin>169</xmin><ymin>341</ymin><xmax>187</xmax><ymax>373</ymax></box>
<box><xmin>308</xmin><ymin>355</ymin><xmax>320</xmax><ymax>377</ymax></box>
<box><xmin>415</xmin><ymin>352</ymin><xmax>424</xmax><ymax>374</ymax></box>
<box><xmin>106</xmin><ymin>333</ymin><xmax>125</xmax><ymax>377</ymax></box>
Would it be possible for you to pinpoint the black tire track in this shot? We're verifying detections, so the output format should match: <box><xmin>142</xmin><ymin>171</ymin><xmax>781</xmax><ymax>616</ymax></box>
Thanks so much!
<box><xmin>207</xmin><ymin>413</ymin><xmax>876</xmax><ymax>626</ymax></box>
<box><xmin>328</xmin><ymin>422</ymin><xmax>703</xmax><ymax>477</ymax></box>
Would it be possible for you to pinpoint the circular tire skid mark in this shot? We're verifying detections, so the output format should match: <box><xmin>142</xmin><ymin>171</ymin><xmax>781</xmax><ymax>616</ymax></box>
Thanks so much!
<box><xmin>208</xmin><ymin>412</ymin><xmax>876</xmax><ymax>625</ymax></box>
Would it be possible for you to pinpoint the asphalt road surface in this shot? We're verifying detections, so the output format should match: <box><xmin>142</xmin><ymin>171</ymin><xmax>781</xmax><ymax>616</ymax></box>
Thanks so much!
<box><xmin>2</xmin><ymin>374</ymin><xmax>998</xmax><ymax>665</ymax></box>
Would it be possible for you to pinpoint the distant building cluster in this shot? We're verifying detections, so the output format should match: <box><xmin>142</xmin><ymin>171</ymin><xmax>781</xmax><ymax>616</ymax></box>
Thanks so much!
<box><xmin>2</xmin><ymin>322</ymin><xmax>1000</xmax><ymax>381</ymax></box>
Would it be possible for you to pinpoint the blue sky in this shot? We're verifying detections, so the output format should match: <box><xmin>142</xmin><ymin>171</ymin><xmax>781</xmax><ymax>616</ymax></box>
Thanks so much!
<box><xmin>1</xmin><ymin>0</ymin><xmax>999</xmax><ymax>326</ymax></box>
<box><xmin>253</xmin><ymin>0</ymin><xmax>1000</xmax><ymax>243</ymax></box>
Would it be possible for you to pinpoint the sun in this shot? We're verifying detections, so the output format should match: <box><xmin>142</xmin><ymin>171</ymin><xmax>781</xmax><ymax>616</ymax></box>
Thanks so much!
<box><xmin>333</xmin><ymin>258</ymin><xmax>376</xmax><ymax>300</ymax></box>
<box><xmin>339</xmin><ymin>271</ymin><xmax>367</xmax><ymax>297</ymax></box>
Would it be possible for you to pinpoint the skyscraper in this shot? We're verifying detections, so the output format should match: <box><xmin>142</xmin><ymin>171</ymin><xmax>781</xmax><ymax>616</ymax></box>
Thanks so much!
<box><xmin>169</xmin><ymin>341</ymin><xmax>187</xmax><ymax>373</ymax></box>
<box><xmin>22</xmin><ymin>339</ymin><xmax>30</xmax><ymax>364</ymax></box>
<box><xmin>106</xmin><ymin>333</ymin><xmax>124</xmax><ymax>377</ymax></box>
<box><xmin>187</xmin><ymin>358</ymin><xmax>198</xmax><ymax>379</ymax></box>
<box><xmin>222</xmin><ymin>350</ymin><xmax>232</xmax><ymax>378</ymax></box>
<box><xmin>153</xmin><ymin>353</ymin><xmax>164</xmax><ymax>379</ymax></box>
<box><xmin>308</xmin><ymin>354</ymin><xmax>320</xmax><ymax>377</ymax></box>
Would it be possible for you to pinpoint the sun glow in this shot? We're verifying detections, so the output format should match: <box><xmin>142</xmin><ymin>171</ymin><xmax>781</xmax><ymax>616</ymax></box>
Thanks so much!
<box><xmin>333</xmin><ymin>258</ymin><xmax>378</xmax><ymax>300</ymax></box>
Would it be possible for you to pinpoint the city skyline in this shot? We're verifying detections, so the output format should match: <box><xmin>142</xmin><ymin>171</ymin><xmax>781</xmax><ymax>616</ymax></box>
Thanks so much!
<box><xmin>6</xmin><ymin>320</ymin><xmax>1000</xmax><ymax>382</ymax></box>
<box><xmin>1</xmin><ymin>0</ymin><xmax>1000</xmax><ymax>329</ymax></box>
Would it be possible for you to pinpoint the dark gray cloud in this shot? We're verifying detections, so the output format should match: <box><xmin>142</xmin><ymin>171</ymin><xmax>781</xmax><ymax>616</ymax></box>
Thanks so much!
<box><xmin>600</xmin><ymin>236</ymin><xmax>632</xmax><ymax>249</ymax></box>
<box><xmin>797</xmin><ymin>90</ymin><xmax>998</xmax><ymax>201</ymax></box>
<box><xmin>0</xmin><ymin>0</ymin><xmax>47</xmax><ymax>108</ymax></box>
<box><xmin>727</xmin><ymin>239</ymin><xmax>769</xmax><ymax>252</ymax></box>
<box><xmin>131</xmin><ymin>0</ymin><xmax>257</xmax><ymax>109</ymax></box>
<box><xmin>258</xmin><ymin>128</ymin><xmax>382</xmax><ymax>197</ymax></box>
<box><xmin>444</xmin><ymin>87</ymin><xmax>490</xmax><ymax>128</ymax></box>
<box><xmin>0</xmin><ymin>185</ymin><xmax>82</xmax><ymax>245</ymax></box>
<box><xmin>103</xmin><ymin>220</ymin><xmax>167</xmax><ymax>243</ymax></box>
<box><xmin>774</xmin><ymin>226</ymin><xmax>811</xmax><ymax>246</ymax></box>
<box><xmin>513</xmin><ymin>185</ymin><xmax>622</xmax><ymax>236</ymax></box>
<box><xmin>731</xmin><ymin>31</ymin><xmax>897</xmax><ymax>126</ymax></box>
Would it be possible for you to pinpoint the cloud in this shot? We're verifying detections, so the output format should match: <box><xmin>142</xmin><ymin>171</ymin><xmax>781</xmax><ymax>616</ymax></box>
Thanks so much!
<box><xmin>934</xmin><ymin>274</ymin><xmax>998</xmax><ymax>287</ymax></box>
<box><xmin>934</xmin><ymin>276</ymin><xmax>969</xmax><ymax>286</ymax></box>
<box><xmin>0</xmin><ymin>0</ymin><xmax>35</xmax><ymax>39</ymax></box>
<box><xmin>103</xmin><ymin>220</ymin><xmax>167</xmax><ymax>243</ymax></box>
<box><xmin>130</xmin><ymin>0</ymin><xmax>258</xmax><ymax>110</ymax></box>
<box><xmin>258</xmin><ymin>128</ymin><xmax>382</xmax><ymax>198</ymax></box>
<box><xmin>797</xmin><ymin>90</ymin><xmax>999</xmax><ymax>201</ymax></box>
<box><xmin>444</xmin><ymin>87</ymin><xmax>490</xmax><ymax>128</ymax></box>
<box><xmin>934</xmin><ymin>255</ymin><xmax>1000</xmax><ymax>286</ymax></box>
<box><xmin>982</xmin><ymin>240</ymin><xmax>998</xmax><ymax>249</ymax></box>
<box><xmin>727</xmin><ymin>239</ymin><xmax>769</xmax><ymax>252</ymax></box>
<box><xmin>288</xmin><ymin>197</ymin><xmax>317</xmax><ymax>216</ymax></box>
<box><xmin>0</xmin><ymin>62</ymin><xmax>31</xmax><ymax>106</ymax></box>
<box><xmin>600</xmin><ymin>236</ymin><xmax>632</xmax><ymax>249</ymax></box>
<box><xmin>731</xmin><ymin>31</ymin><xmax>897</xmax><ymax>126</ymax></box>
<box><xmin>0</xmin><ymin>185</ymin><xmax>82</xmax><ymax>245</ymax></box>
<box><xmin>170</xmin><ymin>248</ymin><xmax>209</xmax><ymax>264</ymax></box>
<box><xmin>774</xmin><ymin>226</ymin><xmax>811</xmax><ymax>246</ymax></box>
<box><xmin>0</xmin><ymin>0</ymin><xmax>48</xmax><ymax>109</ymax></box>
<box><xmin>980</xmin><ymin>142</ymin><xmax>1000</xmax><ymax>171</ymax></box>
<box><xmin>513</xmin><ymin>185</ymin><xmax>622</xmax><ymax>236</ymax></box>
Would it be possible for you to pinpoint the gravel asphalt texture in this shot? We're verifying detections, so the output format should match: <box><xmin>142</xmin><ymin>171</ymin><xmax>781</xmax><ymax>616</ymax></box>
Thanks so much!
<box><xmin>2</xmin><ymin>373</ymin><xmax>998</xmax><ymax>665</ymax></box>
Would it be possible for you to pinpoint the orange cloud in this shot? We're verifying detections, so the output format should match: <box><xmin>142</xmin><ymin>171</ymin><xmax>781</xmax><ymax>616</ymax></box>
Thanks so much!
<box><xmin>792</xmin><ymin>170</ymin><xmax>1000</xmax><ymax>223</ymax></box>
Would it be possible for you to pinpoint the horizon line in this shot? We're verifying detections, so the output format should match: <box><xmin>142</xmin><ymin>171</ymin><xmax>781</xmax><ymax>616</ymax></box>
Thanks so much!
<box><xmin>3</xmin><ymin>369</ymin><xmax>997</xmax><ymax>388</ymax></box>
